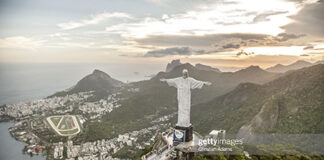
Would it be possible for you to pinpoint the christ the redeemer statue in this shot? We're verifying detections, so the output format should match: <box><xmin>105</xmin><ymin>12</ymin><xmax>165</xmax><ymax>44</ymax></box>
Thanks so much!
<box><xmin>160</xmin><ymin>69</ymin><xmax>211</xmax><ymax>128</ymax></box>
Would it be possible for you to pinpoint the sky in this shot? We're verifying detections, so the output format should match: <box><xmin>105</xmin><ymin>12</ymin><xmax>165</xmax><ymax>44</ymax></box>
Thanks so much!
<box><xmin>0</xmin><ymin>0</ymin><xmax>323</xmax><ymax>70</ymax></box>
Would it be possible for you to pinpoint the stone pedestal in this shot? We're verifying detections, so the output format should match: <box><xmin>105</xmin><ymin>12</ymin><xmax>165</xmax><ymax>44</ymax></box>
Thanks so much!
<box><xmin>173</xmin><ymin>125</ymin><xmax>193</xmax><ymax>143</ymax></box>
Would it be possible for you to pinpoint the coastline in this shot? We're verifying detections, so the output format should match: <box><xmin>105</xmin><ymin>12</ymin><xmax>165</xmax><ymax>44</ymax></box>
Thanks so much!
<box><xmin>0</xmin><ymin>122</ymin><xmax>46</xmax><ymax>160</ymax></box>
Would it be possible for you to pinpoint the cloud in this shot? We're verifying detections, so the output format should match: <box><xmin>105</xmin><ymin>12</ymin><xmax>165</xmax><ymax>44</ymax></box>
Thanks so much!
<box><xmin>252</xmin><ymin>11</ymin><xmax>288</xmax><ymax>23</ymax></box>
<box><xmin>144</xmin><ymin>47</ymin><xmax>205</xmax><ymax>57</ymax></box>
<box><xmin>281</xmin><ymin>0</ymin><xmax>324</xmax><ymax>38</ymax></box>
<box><xmin>222</xmin><ymin>43</ymin><xmax>240</xmax><ymax>49</ymax></box>
<box><xmin>0</xmin><ymin>36</ymin><xmax>44</xmax><ymax>49</ymax></box>
<box><xmin>303</xmin><ymin>45</ymin><xmax>314</xmax><ymax>50</ymax></box>
<box><xmin>49</xmin><ymin>32</ymin><xmax>69</xmax><ymax>37</ymax></box>
<box><xmin>274</xmin><ymin>33</ymin><xmax>305</xmax><ymax>41</ymax></box>
<box><xmin>303</xmin><ymin>45</ymin><xmax>324</xmax><ymax>51</ymax></box>
<box><xmin>105</xmin><ymin>0</ymin><xmax>298</xmax><ymax>38</ymax></box>
<box><xmin>284</xmin><ymin>0</ymin><xmax>319</xmax><ymax>4</ymax></box>
<box><xmin>134</xmin><ymin>32</ymin><xmax>309</xmax><ymax>57</ymax></box>
<box><xmin>135</xmin><ymin>32</ymin><xmax>305</xmax><ymax>50</ymax></box>
<box><xmin>145</xmin><ymin>0</ymin><xmax>229</xmax><ymax>8</ymax></box>
<box><xmin>136</xmin><ymin>33</ymin><xmax>270</xmax><ymax>48</ymax></box>
<box><xmin>58</xmin><ymin>12</ymin><xmax>132</xmax><ymax>30</ymax></box>
<box><xmin>48</xmin><ymin>32</ymin><xmax>71</xmax><ymax>41</ymax></box>
<box><xmin>236</xmin><ymin>50</ymin><xmax>255</xmax><ymax>56</ymax></box>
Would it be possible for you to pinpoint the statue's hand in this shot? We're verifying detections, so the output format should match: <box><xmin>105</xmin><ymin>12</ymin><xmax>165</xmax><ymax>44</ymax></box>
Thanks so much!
<box><xmin>160</xmin><ymin>78</ymin><xmax>166</xmax><ymax>82</ymax></box>
<box><xmin>205</xmin><ymin>81</ymin><xmax>212</xmax><ymax>86</ymax></box>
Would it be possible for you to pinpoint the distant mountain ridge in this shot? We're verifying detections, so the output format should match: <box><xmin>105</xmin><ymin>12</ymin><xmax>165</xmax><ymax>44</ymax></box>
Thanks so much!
<box><xmin>266</xmin><ymin>60</ymin><xmax>313</xmax><ymax>73</ymax></box>
<box><xmin>155</xmin><ymin>63</ymin><xmax>279</xmax><ymax>86</ymax></box>
<box><xmin>195</xmin><ymin>63</ymin><xmax>221</xmax><ymax>72</ymax></box>
<box><xmin>154</xmin><ymin>62</ymin><xmax>282</xmax><ymax>107</ymax></box>
<box><xmin>191</xmin><ymin>64</ymin><xmax>324</xmax><ymax>136</ymax></box>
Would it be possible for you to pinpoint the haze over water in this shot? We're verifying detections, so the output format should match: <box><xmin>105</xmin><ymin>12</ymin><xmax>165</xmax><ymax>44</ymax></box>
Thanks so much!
<box><xmin>0</xmin><ymin>63</ymin><xmax>164</xmax><ymax>105</ymax></box>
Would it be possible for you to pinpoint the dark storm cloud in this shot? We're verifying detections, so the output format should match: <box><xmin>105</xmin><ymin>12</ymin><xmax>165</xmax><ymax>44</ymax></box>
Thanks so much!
<box><xmin>252</xmin><ymin>11</ymin><xmax>288</xmax><ymax>23</ymax></box>
<box><xmin>281</xmin><ymin>0</ymin><xmax>324</xmax><ymax>38</ymax></box>
<box><xmin>144</xmin><ymin>47</ymin><xmax>206</xmax><ymax>57</ymax></box>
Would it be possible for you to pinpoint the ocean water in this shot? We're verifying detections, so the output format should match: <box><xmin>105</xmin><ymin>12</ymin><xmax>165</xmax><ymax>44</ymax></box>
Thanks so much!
<box><xmin>0</xmin><ymin>63</ymin><xmax>164</xmax><ymax>105</ymax></box>
<box><xmin>0</xmin><ymin>122</ymin><xmax>45</xmax><ymax>160</ymax></box>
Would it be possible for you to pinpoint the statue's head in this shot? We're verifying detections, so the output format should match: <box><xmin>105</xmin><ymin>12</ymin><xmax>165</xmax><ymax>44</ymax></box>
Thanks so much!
<box><xmin>182</xmin><ymin>69</ymin><xmax>189</xmax><ymax>79</ymax></box>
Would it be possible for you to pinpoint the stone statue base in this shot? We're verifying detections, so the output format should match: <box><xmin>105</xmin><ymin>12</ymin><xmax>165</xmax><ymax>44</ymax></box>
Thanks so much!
<box><xmin>142</xmin><ymin>127</ymin><xmax>202</xmax><ymax>160</ymax></box>
<box><xmin>173</xmin><ymin>125</ymin><xmax>193</xmax><ymax>143</ymax></box>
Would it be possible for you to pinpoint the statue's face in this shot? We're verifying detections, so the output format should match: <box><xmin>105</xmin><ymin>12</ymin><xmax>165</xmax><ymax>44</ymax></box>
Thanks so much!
<box><xmin>183</xmin><ymin>71</ymin><xmax>188</xmax><ymax>79</ymax></box>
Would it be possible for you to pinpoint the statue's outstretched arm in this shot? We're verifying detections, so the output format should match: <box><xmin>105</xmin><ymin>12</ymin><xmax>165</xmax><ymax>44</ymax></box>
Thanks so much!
<box><xmin>160</xmin><ymin>78</ymin><xmax>178</xmax><ymax>87</ymax></box>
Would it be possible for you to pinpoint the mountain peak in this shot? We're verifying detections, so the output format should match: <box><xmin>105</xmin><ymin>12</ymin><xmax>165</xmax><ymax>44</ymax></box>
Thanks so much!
<box><xmin>273</xmin><ymin>64</ymin><xmax>284</xmax><ymax>67</ymax></box>
<box><xmin>294</xmin><ymin>60</ymin><xmax>309</xmax><ymax>64</ymax></box>
<box><xmin>266</xmin><ymin>60</ymin><xmax>313</xmax><ymax>73</ymax></box>
<box><xmin>234</xmin><ymin>65</ymin><xmax>269</xmax><ymax>79</ymax></box>
<box><xmin>195</xmin><ymin>63</ymin><xmax>221</xmax><ymax>72</ymax></box>
<box><xmin>246</xmin><ymin>65</ymin><xmax>261</xmax><ymax>69</ymax></box>
<box><xmin>172</xmin><ymin>63</ymin><xmax>195</xmax><ymax>71</ymax></box>
<box><xmin>51</xmin><ymin>69</ymin><xmax>123</xmax><ymax>98</ymax></box>
<box><xmin>238</xmin><ymin>65</ymin><xmax>263</xmax><ymax>73</ymax></box>
<box><xmin>292</xmin><ymin>60</ymin><xmax>312</xmax><ymax>66</ymax></box>
<box><xmin>165</xmin><ymin>59</ymin><xmax>221</xmax><ymax>73</ymax></box>
<box><xmin>314</xmin><ymin>60</ymin><xmax>324</xmax><ymax>65</ymax></box>
<box><xmin>166</xmin><ymin>59</ymin><xmax>182</xmax><ymax>72</ymax></box>
<box><xmin>92</xmin><ymin>69</ymin><xmax>111</xmax><ymax>78</ymax></box>
<box><xmin>153</xmin><ymin>62</ymin><xmax>205</xmax><ymax>80</ymax></box>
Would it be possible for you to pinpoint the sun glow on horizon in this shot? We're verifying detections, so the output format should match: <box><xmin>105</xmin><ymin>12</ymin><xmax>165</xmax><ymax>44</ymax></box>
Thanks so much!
<box><xmin>244</xmin><ymin>46</ymin><xmax>305</xmax><ymax>56</ymax></box>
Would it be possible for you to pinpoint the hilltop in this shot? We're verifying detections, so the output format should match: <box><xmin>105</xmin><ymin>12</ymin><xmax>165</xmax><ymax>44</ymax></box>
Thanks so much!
<box><xmin>50</xmin><ymin>69</ymin><xmax>123</xmax><ymax>98</ymax></box>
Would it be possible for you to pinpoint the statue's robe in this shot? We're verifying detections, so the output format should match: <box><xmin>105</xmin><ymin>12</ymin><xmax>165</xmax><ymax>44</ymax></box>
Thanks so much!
<box><xmin>165</xmin><ymin>77</ymin><xmax>205</xmax><ymax>127</ymax></box>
